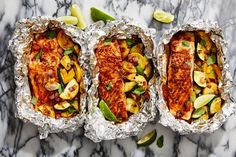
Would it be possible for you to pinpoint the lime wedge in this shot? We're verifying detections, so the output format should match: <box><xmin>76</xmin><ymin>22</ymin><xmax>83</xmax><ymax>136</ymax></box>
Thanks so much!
<box><xmin>70</xmin><ymin>4</ymin><xmax>87</xmax><ymax>29</ymax></box>
<box><xmin>99</xmin><ymin>100</ymin><xmax>117</xmax><ymax>121</ymax></box>
<box><xmin>90</xmin><ymin>7</ymin><xmax>115</xmax><ymax>22</ymax></box>
<box><xmin>194</xmin><ymin>94</ymin><xmax>215</xmax><ymax>109</ymax></box>
<box><xmin>57</xmin><ymin>16</ymin><xmax>78</xmax><ymax>25</ymax></box>
<box><xmin>153</xmin><ymin>9</ymin><xmax>174</xmax><ymax>23</ymax></box>
<box><xmin>137</xmin><ymin>130</ymin><xmax>157</xmax><ymax>147</ymax></box>
<box><xmin>210</xmin><ymin>97</ymin><xmax>222</xmax><ymax>114</ymax></box>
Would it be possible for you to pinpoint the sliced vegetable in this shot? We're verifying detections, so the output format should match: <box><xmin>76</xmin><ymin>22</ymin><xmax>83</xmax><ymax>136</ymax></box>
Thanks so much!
<box><xmin>58</xmin><ymin>84</ymin><xmax>64</xmax><ymax>94</ymax></box>
<box><xmin>137</xmin><ymin>130</ymin><xmax>157</xmax><ymax>147</ymax></box>
<box><xmin>45</xmin><ymin>79</ymin><xmax>60</xmax><ymax>91</ymax></box>
<box><xmin>136</xmin><ymin>65</ymin><xmax>144</xmax><ymax>75</ymax></box>
<box><xmin>194</xmin><ymin>94</ymin><xmax>215</xmax><ymax>109</ymax></box>
<box><xmin>129</xmin><ymin>53</ymin><xmax>148</xmax><ymax>69</ymax></box>
<box><xmin>144</xmin><ymin>62</ymin><xmax>152</xmax><ymax>79</ymax></box>
<box><xmin>194</xmin><ymin>71</ymin><xmax>206</xmax><ymax>87</ymax></box>
<box><xmin>210</xmin><ymin>97</ymin><xmax>222</xmax><ymax>114</ymax></box>
<box><xmin>192</xmin><ymin>106</ymin><xmax>206</xmax><ymax>118</ymax></box>
<box><xmin>182</xmin><ymin>40</ymin><xmax>189</xmax><ymax>47</ymax></box>
<box><xmin>70</xmin><ymin>4</ymin><xmax>87</xmax><ymax>29</ymax></box>
<box><xmin>57</xmin><ymin>16</ymin><xmax>78</xmax><ymax>25</ymax></box>
<box><xmin>99</xmin><ymin>100</ymin><xmax>117</xmax><ymax>121</ymax></box>
<box><xmin>153</xmin><ymin>9</ymin><xmax>174</xmax><ymax>23</ymax></box>
<box><xmin>132</xmin><ymin>87</ymin><xmax>145</xmax><ymax>95</ymax></box>
<box><xmin>90</xmin><ymin>7</ymin><xmax>115</xmax><ymax>22</ymax></box>
<box><xmin>60</xmin><ymin>68</ymin><xmax>75</xmax><ymax>84</ymax></box>
<box><xmin>64</xmin><ymin>48</ymin><xmax>74</xmax><ymax>55</ymax></box>
<box><xmin>54</xmin><ymin>101</ymin><xmax>71</xmax><ymax>110</ymax></box>
<box><xmin>71</xmin><ymin>99</ymin><xmax>80</xmax><ymax>111</ymax></box>
<box><xmin>73</xmin><ymin>61</ymin><xmax>83</xmax><ymax>82</ymax></box>
<box><xmin>207</xmin><ymin>55</ymin><xmax>216</xmax><ymax>65</ymax></box>
<box><xmin>124</xmin><ymin>82</ymin><xmax>136</xmax><ymax>92</ymax></box>
<box><xmin>197</xmin><ymin>43</ymin><xmax>206</xmax><ymax>61</ymax></box>
<box><xmin>212</xmin><ymin>64</ymin><xmax>222</xmax><ymax>81</ymax></box>
<box><xmin>156</xmin><ymin>135</ymin><xmax>164</xmax><ymax>148</ymax></box>
<box><xmin>130</xmin><ymin>43</ymin><xmax>144</xmax><ymax>54</ymax></box>
<box><xmin>38</xmin><ymin>105</ymin><xmax>55</xmax><ymax>118</ymax></box>
<box><xmin>193</xmin><ymin>84</ymin><xmax>202</xmax><ymax>95</ymax></box>
<box><xmin>133</xmin><ymin>75</ymin><xmax>147</xmax><ymax>90</ymax></box>
<box><xmin>60</xmin><ymin>78</ymin><xmax>79</xmax><ymax>100</ymax></box>
<box><xmin>190</xmin><ymin>91</ymin><xmax>196</xmax><ymax>102</ymax></box>
<box><xmin>57</xmin><ymin>30</ymin><xmax>74</xmax><ymax>50</ymax></box>
<box><xmin>198</xmin><ymin>31</ymin><xmax>212</xmax><ymax>51</ymax></box>
<box><xmin>61</xmin><ymin>111</ymin><xmax>74</xmax><ymax>118</ymax></box>
<box><xmin>203</xmin><ymin>82</ymin><xmax>218</xmax><ymax>95</ymax></box>
<box><xmin>126</xmin><ymin>98</ymin><xmax>139</xmax><ymax>114</ymax></box>
<box><xmin>126</xmin><ymin>38</ymin><xmax>134</xmax><ymax>46</ymax></box>
<box><xmin>126</xmin><ymin>73</ymin><xmax>136</xmax><ymax>81</ymax></box>
<box><xmin>73</xmin><ymin>45</ymin><xmax>80</xmax><ymax>56</ymax></box>
<box><xmin>118</xmin><ymin>40</ymin><xmax>130</xmax><ymax>59</ymax></box>
<box><xmin>122</xmin><ymin>61</ymin><xmax>137</xmax><ymax>74</ymax></box>
<box><xmin>60</xmin><ymin>55</ymin><xmax>72</xmax><ymax>70</ymax></box>
<box><xmin>67</xmin><ymin>107</ymin><xmax>77</xmax><ymax>113</ymax></box>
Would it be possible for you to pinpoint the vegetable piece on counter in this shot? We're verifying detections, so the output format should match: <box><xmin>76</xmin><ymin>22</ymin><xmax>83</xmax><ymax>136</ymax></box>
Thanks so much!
<box><xmin>153</xmin><ymin>9</ymin><xmax>174</xmax><ymax>23</ymax></box>
<box><xmin>99</xmin><ymin>100</ymin><xmax>117</xmax><ymax>121</ymax></box>
<box><xmin>126</xmin><ymin>98</ymin><xmax>139</xmax><ymax>113</ymax></box>
<box><xmin>70</xmin><ymin>4</ymin><xmax>87</xmax><ymax>29</ymax></box>
<box><xmin>60</xmin><ymin>78</ymin><xmax>79</xmax><ymax>100</ymax></box>
<box><xmin>194</xmin><ymin>71</ymin><xmax>207</xmax><ymax>87</ymax></box>
<box><xmin>137</xmin><ymin>130</ymin><xmax>157</xmax><ymax>147</ymax></box>
<box><xmin>156</xmin><ymin>135</ymin><xmax>164</xmax><ymax>148</ymax></box>
<box><xmin>90</xmin><ymin>7</ymin><xmax>115</xmax><ymax>22</ymax></box>
<box><xmin>57</xmin><ymin>16</ymin><xmax>78</xmax><ymax>25</ymax></box>
<box><xmin>194</xmin><ymin>94</ymin><xmax>215</xmax><ymax>109</ymax></box>
<box><xmin>54</xmin><ymin>101</ymin><xmax>71</xmax><ymax>110</ymax></box>
<box><xmin>210</xmin><ymin>97</ymin><xmax>222</xmax><ymax>114</ymax></box>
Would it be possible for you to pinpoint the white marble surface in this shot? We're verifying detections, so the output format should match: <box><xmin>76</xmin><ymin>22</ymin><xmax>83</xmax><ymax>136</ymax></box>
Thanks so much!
<box><xmin>0</xmin><ymin>0</ymin><xmax>236</xmax><ymax>156</ymax></box>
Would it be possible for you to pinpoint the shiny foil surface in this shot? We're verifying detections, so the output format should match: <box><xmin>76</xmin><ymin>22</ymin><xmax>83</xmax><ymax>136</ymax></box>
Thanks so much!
<box><xmin>84</xmin><ymin>18</ymin><xmax>158</xmax><ymax>142</ymax></box>
<box><xmin>8</xmin><ymin>16</ymin><xmax>89</xmax><ymax>139</ymax></box>
<box><xmin>157</xmin><ymin>19</ymin><xmax>235</xmax><ymax>134</ymax></box>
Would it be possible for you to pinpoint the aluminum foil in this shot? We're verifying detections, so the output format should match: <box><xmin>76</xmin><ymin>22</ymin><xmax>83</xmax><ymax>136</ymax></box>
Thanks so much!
<box><xmin>157</xmin><ymin>19</ymin><xmax>235</xmax><ymax>134</ymax></box>
<box><xmin>84</xmin><ymin>17</ymin><xmax>158</xmax><ymax>142</ymax></box>
<box><xmin>8</xmin><ymin>16</ymin><xmax>89</xmax><ymax>139</ymax></box>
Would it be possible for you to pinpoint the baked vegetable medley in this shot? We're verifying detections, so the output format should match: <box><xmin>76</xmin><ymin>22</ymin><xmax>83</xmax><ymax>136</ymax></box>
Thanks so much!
<box><xmin>95</xmin><ymin>36</ymin><xmax>153</xmax><ymax>122</ymax></box>
<box><xmin>28</xmin><ymin>29</ymin><xmax>84</xmax><ymax>118</ymax></box>
<box><xmin>162</xmin><ymin>31</ymin><xmax>223</xmax><ymax>122</ymax></box>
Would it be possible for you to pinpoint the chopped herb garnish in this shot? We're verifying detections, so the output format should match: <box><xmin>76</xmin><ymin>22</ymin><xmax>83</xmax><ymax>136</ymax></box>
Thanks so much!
<box><xmin>31</xmin><ymin>96</ymin><xmax>38</xmax><ymax>105</ymax></box>
<box><xmin>182</xmin><ymin>40</ymin><xmax>189</xmax><ymax>47</ymax></box>
<box><xmin>35</xmin><ymin>49</ymin><xmax>42</xmax><ymax>60</ymax></box>
<box><xmin>185</xmin><ymin>60</ymin><xmax>192</xmax><ymax>67</ymax></box>
<box><xmin>64</xmin><ymin>48</ymin><xmax>74</xmax><ymax>55</ymax></box>
<box><xmin>57</xmin><ymin>68</ymin><xmax>64</xmax><ymax>90</ymax></box>
<box><xmin>207</xmin><ymin>55</ymin><xmax>216</xmax><ymax>65</ymax></box>
<box><xmin>45</xmin><ymin>31</ymin><xmax>57</xmax><ymax>39</ymax></box>
<box><xmin>105</xmin><ymin>82</ymin><xmax>113</xmax><ymax>90</ymax></box>
<box><xmin>58</xmin><ymin>84</ymin><xmax>63</xmax><ymax>94</ymax></box>
<box><xmin>132</xmin><ymin>87</ymin><xmax>145</xmax><ymax>95</ymax></box>
<box><xmin>104</xmin><ymin>38</ymin><xmax>112</xmax><ymax>45</ymax></box>
<box><xmin>200</xmin><ymin>39</ymin><xmax>206</xmax><ymax>47</ymax></box>
<box><xmin>156</xmin><ymin>135</ymin><xmax>164</xmax><ymax>148</ymax></box>
<box><xmin>126</xmin><ymin>38</ymin><xmax>134</xmax><ymax>46</ymax></box>
<box><xmin>67</xmin><ymin>107</ymin><xmax>77</xmax><ymax>113</ymax></box>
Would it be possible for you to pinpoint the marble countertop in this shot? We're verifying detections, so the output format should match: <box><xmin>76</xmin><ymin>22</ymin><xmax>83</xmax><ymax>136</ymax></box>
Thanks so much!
<box><xmin>0</xmin><ymin>0</ymin><xmax>236</xmax><ymax>157</ymax></box>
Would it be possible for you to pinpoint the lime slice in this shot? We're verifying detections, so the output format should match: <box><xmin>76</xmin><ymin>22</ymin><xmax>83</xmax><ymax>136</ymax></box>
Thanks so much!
<box><xmin>194</xmin><ymin>94</ymin><xmax>215</xmax><ymax>109</ymax></box>
<box><xmin>57</xmin><ymin>16</ymin><xmax>78</xmax><ymax>25</ymax></box>
<box><xmin>90</xmin><ymin>7</ymin><xmax>115</xmax><ymax>22</ymax></box>
<box><xmin>137</xmin><ymin>130</ymin><xmax>157</xmax><ymax>147</ymax></box>
<box><xmin>70</xmin><ymin>4</ymin><xmax>87</xmax><ymax>29</ymax></box>
<box><xmin>192</xmin><ymin>107</ymin><xmax>206</xmax><ymax>118</ymax></box>
<box><xmin>210</xmin><ymin>97</ymin><xmax>222</xmax><ymax>114</ymax></box>
<box><xmin>99</xmin><ymin>100</ymin><xmax>117</xmax><ymax>121</ymax></box>
<box><xmin>153</xmin><ymin>9</ymin><xmax>174</xmax><ymax>23</ymax></box>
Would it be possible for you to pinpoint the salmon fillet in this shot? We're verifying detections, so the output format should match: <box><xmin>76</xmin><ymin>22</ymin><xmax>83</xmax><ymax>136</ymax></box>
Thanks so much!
<box><xmin>95</xmin><ymin>40</ymin><xmax>128</xmax><ymax>121</ymax></box>
<box><xmin>164</xmin><ymin>32</ymin><xmax>195</xmax><ymax>120</ymax></box>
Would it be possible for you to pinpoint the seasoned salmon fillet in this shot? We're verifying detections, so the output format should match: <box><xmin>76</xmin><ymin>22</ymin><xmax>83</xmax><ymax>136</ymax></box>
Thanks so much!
<box><xmin>95</xmin><ymin>40</ymin><xmax>128</xmax><ymax>121</ymax></box>
<box><xmin>164</xmin><ymin>32</ymin><xmax>195</xmax><ymax>120</ymax></box>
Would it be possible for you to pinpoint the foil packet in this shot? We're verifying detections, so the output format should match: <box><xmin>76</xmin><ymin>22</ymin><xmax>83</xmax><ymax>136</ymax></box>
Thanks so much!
<box><xmin>84</xmin><ymin>17</ymin><xmax>158</xmax><ymax>142</ymax></box>
<box><xmin>157</xmin><ymin>19</ymin><xmax>235</xmax><ymax>134</ymax></box>
<box><xmin>8</xmin><ymin>16</ymin><xmax>88</xmax><ymax>138</ymax></box>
